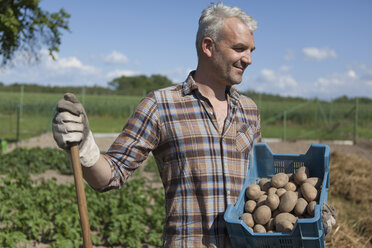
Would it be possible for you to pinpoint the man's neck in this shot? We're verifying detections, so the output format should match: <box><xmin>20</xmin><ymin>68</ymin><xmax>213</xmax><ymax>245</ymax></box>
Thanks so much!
<box><xmin>193</xmin><ymin>67</ymin><xmax>227</xmax><ymax>101</ymax></box>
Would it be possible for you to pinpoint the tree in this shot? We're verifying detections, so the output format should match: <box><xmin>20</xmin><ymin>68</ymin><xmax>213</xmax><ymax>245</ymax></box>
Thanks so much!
<box><xmin>0</xmin><ymin>0</ymin><xmax>70</xmax><ymax>66</ymax></box>
<box><xmin>108</xmin><ymin>74</ymin><xmax>174</xmax><ymax>96</ymax></box>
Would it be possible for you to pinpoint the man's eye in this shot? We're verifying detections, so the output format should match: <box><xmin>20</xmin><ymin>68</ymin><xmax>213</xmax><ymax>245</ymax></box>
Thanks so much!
<box><xmin>234</xmin><ymin>48</ymin><xmax>244</xmax><ymax>52</ymax></box>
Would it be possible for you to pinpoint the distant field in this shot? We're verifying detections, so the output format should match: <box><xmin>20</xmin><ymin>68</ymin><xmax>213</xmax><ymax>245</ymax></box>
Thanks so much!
<box><xmin>0</xmin><ymin>91</ymin><xmax>371</xmax><ymax>141</ymax></box>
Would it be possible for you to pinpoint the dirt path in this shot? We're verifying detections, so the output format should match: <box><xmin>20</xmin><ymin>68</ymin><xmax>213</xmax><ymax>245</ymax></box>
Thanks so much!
<box><xmin>7</xmin><ymin>132</ymin><xmax>372</xmax><ymax>185</ymax></box>
<box><xmin>8</xmin><ymin>132</ymin><xmax>372</xmax><ymax>163</ymax></box>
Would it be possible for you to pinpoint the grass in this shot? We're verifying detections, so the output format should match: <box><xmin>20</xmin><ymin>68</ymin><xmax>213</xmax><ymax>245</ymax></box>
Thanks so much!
<box><xmin>1</xmin><ymin>91</ymin><xmax>372</xmax><ymax>141</ymax></box>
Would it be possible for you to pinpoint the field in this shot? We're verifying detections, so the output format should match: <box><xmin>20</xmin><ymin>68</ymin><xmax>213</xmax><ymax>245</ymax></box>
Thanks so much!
<box><xmin>1</xmin><ymin>91</ymin><xmax>372</xmax><ymax>247</ymax></box>
<box><xmin>1</xmin><ymin>91</ymin><xmax>372</xmax><ymax>142</ymax></box>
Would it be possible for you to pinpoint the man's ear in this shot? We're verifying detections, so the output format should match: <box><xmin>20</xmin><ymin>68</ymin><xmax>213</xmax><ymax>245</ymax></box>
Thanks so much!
<box><xmin>201</xmin><ymin>37</ymin><xmax>215</xmax><ymax>57</ymax></box>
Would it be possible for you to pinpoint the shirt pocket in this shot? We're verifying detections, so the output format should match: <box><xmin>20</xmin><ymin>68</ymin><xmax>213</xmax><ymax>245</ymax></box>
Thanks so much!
<box><xmin>235</xmin><ymin>122</ymin><xmax>255</xmax><ymax>155</ymax></box>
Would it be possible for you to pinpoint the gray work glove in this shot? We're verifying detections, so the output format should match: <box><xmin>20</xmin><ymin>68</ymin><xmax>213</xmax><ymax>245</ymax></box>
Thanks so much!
<box><xmin>52</xmin><ymin>93</ymin><xmax>100</xmax><ymax>167</ymax></box>
<box><xmin>322</xmin><ymin>203</ymin><xmax>337</xmax><ymax>236</ymax></box>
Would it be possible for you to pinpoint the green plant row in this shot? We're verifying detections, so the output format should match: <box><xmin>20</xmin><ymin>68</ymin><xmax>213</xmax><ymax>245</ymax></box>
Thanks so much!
<box><xmin>0</xmin><ymin>92</ymin><xmax>143</xmax><ymax>117</ymax></box>
<box><xmin>0</xmin><ymin>148</ymin><xmax>165</xmax><ymax>247</ymax></box>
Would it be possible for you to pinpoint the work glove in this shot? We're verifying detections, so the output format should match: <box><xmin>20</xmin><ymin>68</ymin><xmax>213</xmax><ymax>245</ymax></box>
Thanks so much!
<box><xmin>322</xmin><ymin>203</ymin><xmax>337</xmax><ymax>236</ymax></box>
<box><xmin>52</xmin><ymin>93</ymin><xmax>100</xmax><ymax>167</ymax></box>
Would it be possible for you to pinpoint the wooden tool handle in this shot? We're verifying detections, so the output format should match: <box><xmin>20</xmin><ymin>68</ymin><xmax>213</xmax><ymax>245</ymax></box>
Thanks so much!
<box><xmin>70</xmin><ymin>144</ymin><xmax>93</xmax><ymax>248</ymax></box>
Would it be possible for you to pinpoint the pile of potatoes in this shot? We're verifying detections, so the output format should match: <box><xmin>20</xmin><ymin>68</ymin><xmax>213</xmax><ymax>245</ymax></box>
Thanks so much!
<box><xmin>241</xmin><ymin>166</ymin><xmax>322</xmax><ymax>233</ymax></box>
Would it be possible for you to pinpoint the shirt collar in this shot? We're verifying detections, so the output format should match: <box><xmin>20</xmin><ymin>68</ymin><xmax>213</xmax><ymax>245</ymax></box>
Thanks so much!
<box><xmin>182</xmin><ymin>70</ymin><xmax>240</xmax><ymax>101</ymax></box>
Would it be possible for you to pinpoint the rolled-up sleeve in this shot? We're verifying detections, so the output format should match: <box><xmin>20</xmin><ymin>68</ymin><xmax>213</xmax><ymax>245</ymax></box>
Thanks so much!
<box><xmin>100</xmin><ymin>92</ymin><xmax>160</xmax><ymax>191</ymax></box>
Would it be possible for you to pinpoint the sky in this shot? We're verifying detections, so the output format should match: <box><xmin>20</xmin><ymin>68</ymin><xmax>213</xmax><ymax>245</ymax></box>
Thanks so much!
<box><xmin>1</xmin><ymin>0</ymin><xmax>372</xmax><ymax>100</ymax></box>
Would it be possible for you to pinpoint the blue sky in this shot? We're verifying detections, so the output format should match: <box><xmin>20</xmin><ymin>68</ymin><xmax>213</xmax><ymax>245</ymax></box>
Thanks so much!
<box><xmin>1</xmin><ymin>0</ymin><xmax>372</xmax><ymax>100</ymax></box>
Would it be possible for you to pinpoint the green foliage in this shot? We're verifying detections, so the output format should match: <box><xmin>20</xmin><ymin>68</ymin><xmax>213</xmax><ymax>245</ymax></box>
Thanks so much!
<box><xmin>0</xmin><ymin>0</ymin><xmax>70</xmax><ymax>66</ymax></box>
<box><xmin>0</xmin><ymin>147</ymin><xmax>72</xmax><ymax>175</ymax></box>
<box><xmin>108</xmin><ymin>74</ymin><xmax>174</xmax><ymax>96</ymax></box>
<box><xmin>0</xmin><ymin>148</ymin><xmax>165</xmax><ymax>247</ymax></box>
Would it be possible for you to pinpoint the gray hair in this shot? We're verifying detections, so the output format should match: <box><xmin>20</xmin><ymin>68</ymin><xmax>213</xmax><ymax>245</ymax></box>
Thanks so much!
<box><xmin>196</xmin><ymin>2</ymin><xmax>258</xmax><ymax>57</ymax></box>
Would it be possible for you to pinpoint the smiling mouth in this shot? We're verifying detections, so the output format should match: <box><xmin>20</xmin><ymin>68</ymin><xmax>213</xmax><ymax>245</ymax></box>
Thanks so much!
<box><xmin>234</xmin><ymin>66</ymin><xmax>244</xmax><ymax>73</ymax></box>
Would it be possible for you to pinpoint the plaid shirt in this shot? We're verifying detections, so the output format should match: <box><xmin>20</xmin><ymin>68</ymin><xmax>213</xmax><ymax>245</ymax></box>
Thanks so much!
<box><xmin>103</xmin><ymin>72</ymin><xmax>261</xmax><ymax>247</ymax></box>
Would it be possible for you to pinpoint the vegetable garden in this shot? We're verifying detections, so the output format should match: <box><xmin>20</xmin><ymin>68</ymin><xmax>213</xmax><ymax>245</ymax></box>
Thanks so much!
<box><xmin>0</xmin><ymin>148</ymin><xmax>165</xmax><ymax>247</ymax></box>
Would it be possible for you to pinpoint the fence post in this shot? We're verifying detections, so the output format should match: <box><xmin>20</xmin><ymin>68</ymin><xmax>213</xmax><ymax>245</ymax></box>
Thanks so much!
<box><xmin>20</xmin><ymin>84</ymin><xmax>24</xmax><ymax>118</ymax></box>
<box><xmin>329</xmin><ymin>99</ymin><xmax>333</xmax><ymax>123</ymax></box>
<box><xmin>16</xmin><ymin>104</ymin><xmax>21</xmax><ymax>142</ymax></box>
<box><xmin>46</xmin><ymin>105</ymin><xmax>56</xmax><ymax>133</ymax></box>
<box><xmin>0</xmin><ymin>139</ymin><xmax>7</xmax><ymax>154</ymax></box>
<box><xmin>258</xmin><ymin>92</ymin><xmax>262</xmax><ymax>112</ymax></box>
<box><xmin>283</xmin><ymin>111</ymin><xmax>287</xmax><ymax>141</ymax></box>
<box><xmin>81</xmin><ymin>86</ymin><xmax>86</xmax><ymax>105</ymax></box>
<box><xmin>314</xmin><ymin>99</ymin><xmax>318</xmax><ymax>124</ymax></box>
<box><xmin>353</xmin><ymin>98</ymin><xmax>359</xmax><ymax>144</ymax></box>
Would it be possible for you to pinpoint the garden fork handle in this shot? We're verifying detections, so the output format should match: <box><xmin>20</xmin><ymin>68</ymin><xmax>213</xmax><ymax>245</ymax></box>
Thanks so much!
<box><xmin>70</xmin><ymin>144</ymin><xmax>93</xmax><ymax>248</ymax></box>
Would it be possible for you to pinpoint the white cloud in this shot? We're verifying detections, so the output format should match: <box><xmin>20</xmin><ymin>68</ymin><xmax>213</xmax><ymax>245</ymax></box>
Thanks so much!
<box><xmin>283</xmin><ymin>48</ymin><xmax>295</xmax><ymax>61</ymax></box>
<box><xmin>242</xmin><ymin>64</ymin><xmax>372</xmax><ymax>100</ymax></box>
<box><xmin>347</xmin><ymin>69</ymin><xmax>357</xmax><ymax>79</ymax></box>
<box><xmin>45</xmin><ymin>55</ymin><xmax>97</xmax><ymax>74</ymax></box>
<box><xmin>302</xmin><ymin>47</ymin><xmax>337</xmax><ymax>61</ymax></box>
<box><xmin>106</xmin><ymin>69</ymin><xmax>140</xmax><ymax>79</ymax></box>
<box><xmin>0</xmin><ymin>50</ymin><xmax>102</xmax><ymax>86</ymax></box>
<box><xmin>161</xmin><ymin>67</ymin><xmax>193</xmax><ymax>83</ymax></box>
<box><xmin>243</xmin><ymin>67</ymin><xmax>299</xmax><ymax>97</ymax></box>
<box><xmin>103</xmin><ymin>51</ymin><xmax>129</xmax><ymax>65</ymax></box>
<box><xmin>310</xmin><ymin>66</ymin><xmax>372</xmax><ymax>99</ymax></box>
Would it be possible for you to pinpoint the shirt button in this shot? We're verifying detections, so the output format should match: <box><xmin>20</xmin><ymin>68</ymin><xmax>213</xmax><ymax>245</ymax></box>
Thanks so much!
<box><xmin>227</xmin><ymin>190</ymin><xmax>231</xmax><ymax>195</ymax></box>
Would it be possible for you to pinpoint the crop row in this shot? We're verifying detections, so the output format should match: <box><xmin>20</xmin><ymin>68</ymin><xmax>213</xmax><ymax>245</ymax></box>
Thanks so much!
<box><xmin>0</xmin><ymin>148</ymin><xmax>165</xmax><ymax>247</ymax></box>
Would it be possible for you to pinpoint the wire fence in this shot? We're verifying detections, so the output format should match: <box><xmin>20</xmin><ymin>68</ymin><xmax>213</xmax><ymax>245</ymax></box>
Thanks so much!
<box><xmin>0</xmin><ymin>89</ymin><xmax>371</xmax><ymax>145</ymax></box>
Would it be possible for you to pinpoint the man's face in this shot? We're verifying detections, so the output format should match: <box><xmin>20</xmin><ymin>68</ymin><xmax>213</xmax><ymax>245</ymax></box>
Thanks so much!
<box><xmin>210</xmin><ymin>17</ymin><xmax>255</xmax><ymax>86</ymax></box>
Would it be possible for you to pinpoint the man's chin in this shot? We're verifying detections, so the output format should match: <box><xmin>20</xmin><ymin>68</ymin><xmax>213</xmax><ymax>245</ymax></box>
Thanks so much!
<box><xmin>230</xmin><ymin>76</ymin><xmax>243</xmax><ymax>85</ymax></box>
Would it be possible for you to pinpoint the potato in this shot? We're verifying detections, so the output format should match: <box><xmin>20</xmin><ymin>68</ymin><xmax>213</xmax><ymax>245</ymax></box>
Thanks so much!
<box><xmin>294</xmin><ymin>166</ymin><xmax>309</xmax><ymax>185</ymax></box>
<box><xmin>297</xmin><ymin>189</ymin><xmax>303</xmax><ymax>199</ymax></box>
<box><xmin>267</xmin><ymin>187</ymin><xmax>277</xmax><ymax>195</ymax></box>
<box><xmin>275</xmin><ymin>213</ymin><xmax>297</xmax><ymax>225</ymax></box>
<box><xmin>253</xmin><ymin>205</ymin><xmax>271</xmax><ymax>225</ymax></box>
<box><xmin>244</xmin><ymin>200</ymin><xmax>256</xmax><ymax>213</ymax></box>
<box><xmin>305</xmin><ymin>177</ymin><xmax>322</xmax><ymax>189</ymax></box>
<box><xmin>265</xmin><ymin>218</ymin><xmax>275</xmax><ymax>231</ymax></box>
<box><xmin>245</xmin><ymin>184</ymin><xmax>261</xmax><ymax>200</ymax></box>
<box><xmin>256</xmin><ymin>194</ymin><xmax>268</xmax><ymax>207</ymax></box>
<box><xmin>276</xmin><ymin>220</ymin><xmax>293</xmax><ymax>232</ymax></box>
<box><xmin>294</xmin><ymin>198</ymin><xmax>308</xmax><ymax>216</ymax></box>
<box><xmin>272</xmin><ymin>209</ymin><xmax>281</xmax><ymax>218</ymax></box>
<box><xmin>301</xmin><ymin>183</ymin><xmax>318</xmax><ymax>202</ymax></box>
<box><xmin>253</xmin><ymin>224</ymin><xmax>266</xmax><ymax>233</ymax></box>
<box><xmin>259</xmin><ymin>178</ymin><xmax>271</xmax><ymax>192</ymax></box>
<box><xmin>266</xmin><ymin>193</ymin><xmax>280</xmax><ymax>211</ymax></box>
<box><xmin>284</xmin><ymin>182</ymin><xmax>297</xmax><ymax>192</ymax></box>
<box><xmin>242</xmin><ymin>165</ymin><xmax>321</xmax><ymax>234</ymax></box>
<box><xmin>276</xmin><ymin>188</ymin><xmax>287</xmax><ymax>197</ymax></box>
<box><xmin>241</xmin><ymin>213</ymin><xmax>254</xmax><ymax>228</ymax></box>
<box><xmin>287</xmin><ymin>173</ymin><xmax>294</xmax><ymax>182</ymax></box>
<box><xmin>307</xmin><ymin>201</ymin><xmax>316</xmax><ymax>216</ymax></box>
<box><xmin>271</xmin><ymin>173</ymin><xmax>289</xmax><ymax>188</ymax></box>
<box><xmin>279</xmin><ymin>191</ymin><xmax>298</xmax><ymax>213</ymax></box>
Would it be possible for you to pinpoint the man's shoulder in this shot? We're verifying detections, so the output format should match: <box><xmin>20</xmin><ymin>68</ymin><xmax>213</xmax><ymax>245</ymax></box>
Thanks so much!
<box><xmin>237</xmin><ymin>93</ymin><xmax>258</xmax><ymax>109</ymax></box>
<box><xmin>148</xmin><ymin>83</ymin><xmax>184</xmax><ymax>100</ymax></box>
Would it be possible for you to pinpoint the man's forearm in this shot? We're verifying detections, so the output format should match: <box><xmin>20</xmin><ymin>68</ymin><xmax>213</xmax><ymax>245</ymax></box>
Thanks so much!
<box><xmin>82</xmin><ymin>154</ymin><xmax>112</xmax><ymax>190</ymax></box>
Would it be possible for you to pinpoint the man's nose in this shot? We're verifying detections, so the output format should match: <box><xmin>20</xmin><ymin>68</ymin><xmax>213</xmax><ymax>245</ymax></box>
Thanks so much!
<box><xmin>241</xmin><ymin>52</ymin><xmax>252</xmax><ymax>66</ymax></box>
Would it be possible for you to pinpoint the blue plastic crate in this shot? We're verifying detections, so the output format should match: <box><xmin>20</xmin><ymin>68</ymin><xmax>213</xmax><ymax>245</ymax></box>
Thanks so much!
<box><xmin>224</xmin><ymin>142</ymin><xmax>330</xmax><ymax>248</ymax></box>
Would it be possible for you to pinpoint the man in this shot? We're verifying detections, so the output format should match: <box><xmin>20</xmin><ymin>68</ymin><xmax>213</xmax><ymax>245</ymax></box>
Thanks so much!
<box><xmin>53</xmin><ymin>3</ymin><xmax>335</xmax><ymax>247</ymax></box>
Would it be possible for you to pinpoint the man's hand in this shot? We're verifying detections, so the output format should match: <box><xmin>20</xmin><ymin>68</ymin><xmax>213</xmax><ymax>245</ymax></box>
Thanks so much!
<box><xmin>52</xmin><ymin>93</ymin><xmax>100</xmax><ymax>167</ymax></box>
<box><xmin>322</xmin><ymin>203</ymin><xmax>337</xmax><ymax>236</ymax></box>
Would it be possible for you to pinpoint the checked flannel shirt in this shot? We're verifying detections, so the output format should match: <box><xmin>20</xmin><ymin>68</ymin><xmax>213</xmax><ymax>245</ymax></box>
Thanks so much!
<box><xmin>102</xmin><ymin>72</ymin><xmax>261</xmax><ymax>247</ymax></box>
